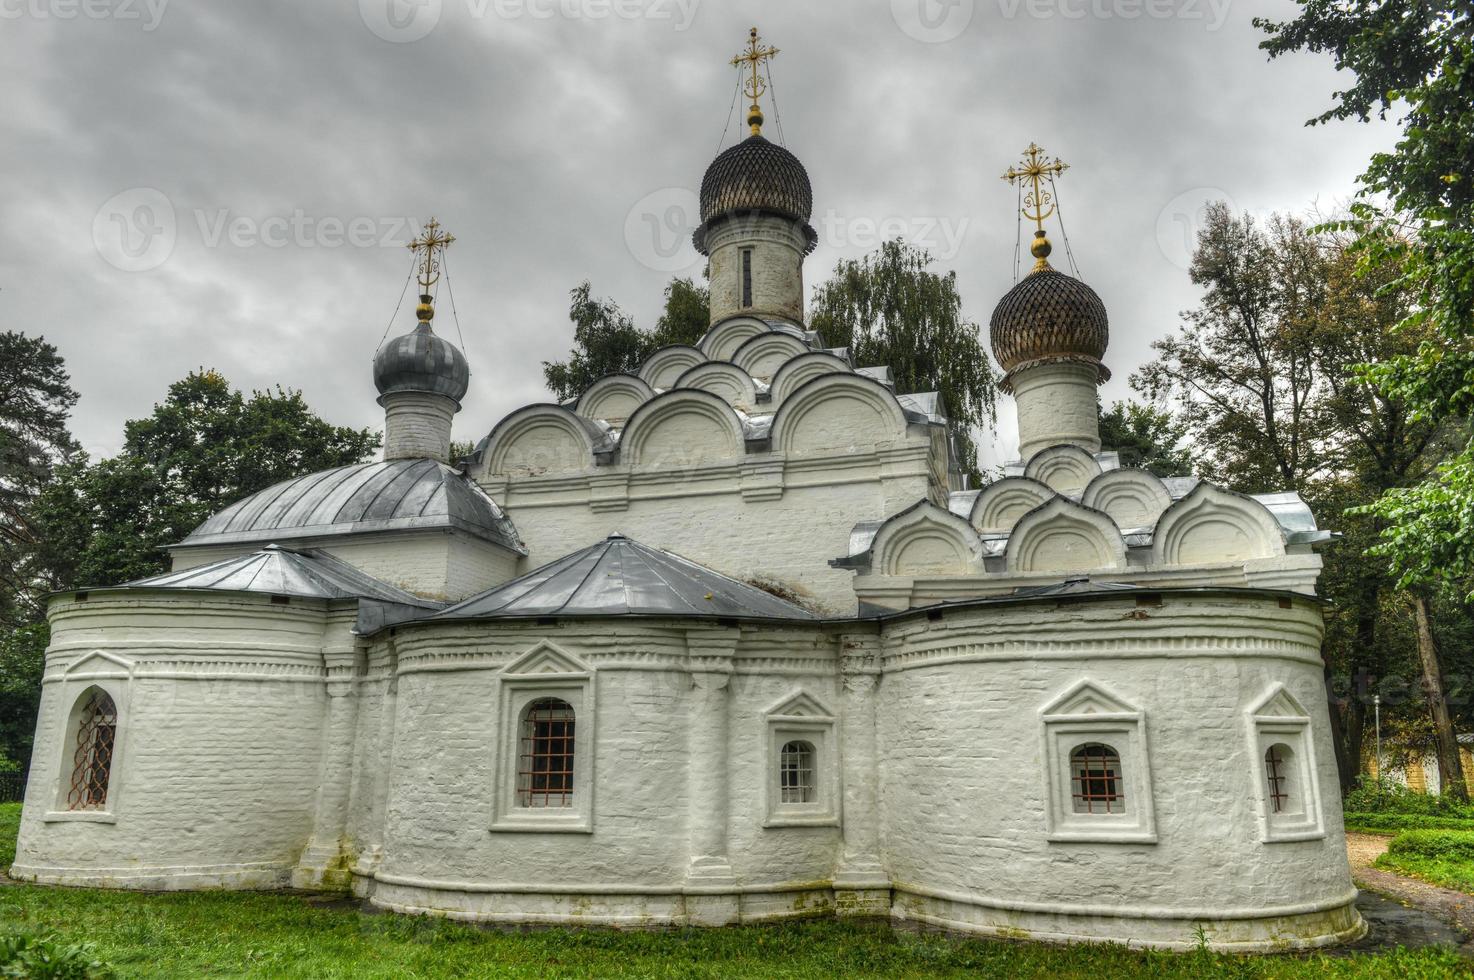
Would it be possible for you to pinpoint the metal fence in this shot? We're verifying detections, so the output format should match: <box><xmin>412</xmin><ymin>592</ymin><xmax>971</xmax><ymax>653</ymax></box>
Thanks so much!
<box><xmin>0</xmin><ymin>772</ymin><xmax>26</xmax><ymax>804</ymax></box>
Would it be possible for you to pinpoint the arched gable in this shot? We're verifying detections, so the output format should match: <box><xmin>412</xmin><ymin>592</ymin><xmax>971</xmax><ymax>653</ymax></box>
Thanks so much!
<box><xmin>870</xmin><ymin>501</ymin><xmax>982</xmax><ymax>577</ymax></box>
<box><xmin>700</xmin><ymin>316</ymin><xmax>773</xmax><ymax>362</ymax></box>
<box><xmin>1023</xmin><ymin>444</ymin><xmax>1103</xmax><ymax>495</ymax></box>
<box><xmin>732</xmin><ymin>331</ymin><xmax>811</xmax><ymax>381</ymax></box>
<box><xmin>769</xmin><ymin>351</ymin><xmax>853</xmax><ymax>405</ymax></box>
<box><xmin>637</xmin><ymin>345</ymin><xmax>704</xmax><ymax>390</ymax></box>
<box><xmin>1152</xmin><ymin>482</ymin><xmax>1285</xmax><ymax>566</ymax></box>
<box><xmin>483</xmin><ymin>404</ymin><xmax>599</xmax><ymax>479</ymax></box>
<box><xmin>1081</xmin><ymin>469</ymin><xmax>1173</xmax><ymax>531</ymax></box>
<box><xmin>1006</xmin><ymin>496</ymin><xmax>1127</xmax><ymax>574</ymax></box>
<box><xmin>574</xmin><ymin>374</ymin><xmax>654</xmax><ymax>425</ymax></box>
<box><xmin>770</xmin><ymin>374</ymin><xmax>911</xmax><ymax>457</ymax></box>
<box><xmin>969</xmin><ymin>476</ymin><xmax>1054</xmax><ymax>533</ymax></box>
<box><xmin>673</xmin><ymin>361</ymin><xmax>759</xmax><ymax>411</ymax></box>
<box><xmin>619</xmin><ymin>389</ymin><xmax>745</xmax><ymax>469</ymax></box>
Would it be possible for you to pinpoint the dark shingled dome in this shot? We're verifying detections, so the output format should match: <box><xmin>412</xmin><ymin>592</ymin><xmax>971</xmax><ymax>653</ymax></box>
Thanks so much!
<box><xmin>989</xmin><ymin>267</ymin><xmax>1110</xmax><ymax>386</ymax></box>
<box><xmin>699</xmin><ymin>135</ymin><xmax>813</xmax><ymax>225</ymax></box>
<box><xmin>373</xmin><ymin>321</ymin><xmax>470</xmax><ymax>403</ymax></box>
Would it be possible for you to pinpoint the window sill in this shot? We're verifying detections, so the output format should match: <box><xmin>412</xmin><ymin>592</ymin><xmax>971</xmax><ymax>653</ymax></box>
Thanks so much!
<box><xmin>1263</xmin><ymin>826</ymin><xmax>1325</xmax><ymax>843</ymax></box>
<box><xmin>1047</xmin><ymin>830</ymin><xmax>1157</xmax><ymax>844</ymax></box>
<box><xmin>43</xmin><ymin>810</ymin><xmax>117</xmax><ymax>825</ymax></box>
<box><xmin>491</xmin><ymin>814</ymin><xmax>592</xmax><ymax>834</ymax></box>
<box><xmin>762</xmin><ymin>811</ymin><xmax>840</xmax><ymax>829</ymax></box>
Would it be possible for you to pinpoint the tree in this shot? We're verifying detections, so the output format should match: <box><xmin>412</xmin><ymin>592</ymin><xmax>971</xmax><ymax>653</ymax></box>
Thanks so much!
<box><xmin>1259</xmin><ymin>0</ymin><xmax>1474</xmax><ymax>798</ymax></box>
<box><xmin>0</xmin><ymin>332</ymin><xmax>79</xmax><ymax>626</ymax></box>
<box><xmin>543</xmin><ymin>278</ymin><xmax>709</xmax><ymax>401</ymax></box>
<box><xmin>809</xmin><ymin>239</ymin><xmax>998</xmax><ymax>481</ymax></box>
<box><xmin>30</xmin><ymin>370</ymin><xmax>381</xmax><ymax>589</ymax></box>
<box><xmin>1097</xmin><ymin>400</ymin><xmax>1193</xmax><ymax>477</ymax></box>
<box><xmin>1134</xmin><ymin>205</ymin><xmax>1328</xmax><ymax>493</ymax></box>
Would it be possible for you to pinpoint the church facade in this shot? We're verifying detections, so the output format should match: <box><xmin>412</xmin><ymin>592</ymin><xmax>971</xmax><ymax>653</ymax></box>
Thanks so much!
<box><xmin>12</xmin><ymin>44</ymin><xmax>1362</xmax><ymax>950</ymax></box>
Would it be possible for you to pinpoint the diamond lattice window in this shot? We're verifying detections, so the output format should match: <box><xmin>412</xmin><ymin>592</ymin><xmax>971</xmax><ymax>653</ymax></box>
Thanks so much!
<box><xmin>67</xmin><ymin>690</ymin><xmax>117</xmax><ymax>810</ymax></box>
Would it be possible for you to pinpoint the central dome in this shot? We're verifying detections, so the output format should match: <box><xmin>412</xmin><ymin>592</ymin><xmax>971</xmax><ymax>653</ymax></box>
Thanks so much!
<box><xmin>989</xmin><ymin>267</ymin><xmax>1110</xmax><ymax>388</ymax></box>
<box><xmin>373</xmin><ymin>321</ymin><xmax>470</xmax><ymax>404</ymax></box>
<box><xmin>699</xmin><ymin>135</ymin><xmax>813</xmax><ymax>225</ymax></box>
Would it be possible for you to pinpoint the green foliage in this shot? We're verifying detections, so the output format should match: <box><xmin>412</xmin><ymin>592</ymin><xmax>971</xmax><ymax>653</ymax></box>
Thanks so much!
<box><xmin>28</xmin><ymin>371</ymin><xmax>380</xmax><ymax>589</ymax></box>
<box><xmin>543</xmin><ymin>278</ymin><xmax>709</xmax><ymax>402</ymax></box>
<box><xmin>0</xmin><ymin>332</ymin><xmax>80</xmax><ymax>627</ymax></box>
<box><xmin>1343</xmin><ymin>812</ymin><xmax>1474</xmax><ymax>834</ymax></box>
<box><xmin>809</xmin><ymin>239</ymin><xmax>997</xmax><ymax>481</ymax></box>
<box><xmin>1386</xmin><ymin>829</ymin><xmax>1474</xmax><ymax>862</ymax></box>
<box><xmin>0</xmin><ymin>624</ymin><xmax>47</xmax><ymax>775</ymax></box>
<box><xmin>1344</xmin><ymin>780</ymin><xmax>1474</xmax><ymax>819</ymax></box>
<box><xmin>1097</xmin><ymin>400</ymin><xmax>1193</xmax><ymax>477</ymax></box>
<box><xmin>1259</xmin><ymin>4</ymin><xmax>1474</xmax><ymax>598</ymax></box>
<box><xmin>0</xmin><ymin>933</ymin><xmax>113</xmax><ymax>980</ymax></box>
<box><xmin>1377</xmin><ymin>827</ymin><xmax>1474</xmax><ymax>894</ymax></box>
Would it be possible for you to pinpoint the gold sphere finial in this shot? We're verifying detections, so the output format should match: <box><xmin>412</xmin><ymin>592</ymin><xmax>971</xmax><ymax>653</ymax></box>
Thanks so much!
<box><xmin>415</xmin><ymin>294</ymin><xmax>435</xmax><ymax>322</ymax></box>
<box><xmin>1030</xmin><ymin>230</ymin><xmax>1053</xmax><ymax>273</ymax></box>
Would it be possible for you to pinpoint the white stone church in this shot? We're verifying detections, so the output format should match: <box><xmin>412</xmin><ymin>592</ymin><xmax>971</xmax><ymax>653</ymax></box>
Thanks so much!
<box><xmin>14</xmin><ymin>50</ymin><xmax>1362</xmax><ymax>949</ymax></box>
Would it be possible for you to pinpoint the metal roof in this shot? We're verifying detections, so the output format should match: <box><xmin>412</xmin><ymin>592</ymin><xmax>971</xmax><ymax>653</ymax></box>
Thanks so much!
<box><xmin>434</xmin><ymin>533</ymin><xmax>818</xmax><ymax>622</ymax></box>
<box><xmin>126</xmin><ymin>545</ymin><xmax>441</xmax><ymax>605</ymax></box>
<box><xmin>178</xmin><ymin>458</ymin><xmax>525</xmax><ymax>553</ymax></box>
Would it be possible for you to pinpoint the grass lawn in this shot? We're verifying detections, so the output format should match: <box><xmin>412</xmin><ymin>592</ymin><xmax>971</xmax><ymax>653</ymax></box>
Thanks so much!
<box><xmin>0</xmin><ymin>805</ymin><xmax>1469</xmax><ymax>978</ymax></box>
<box><xmin>1374</xmin><ymin>829</ymin><xmax>1474</xmax><ymax>896</ymax></box>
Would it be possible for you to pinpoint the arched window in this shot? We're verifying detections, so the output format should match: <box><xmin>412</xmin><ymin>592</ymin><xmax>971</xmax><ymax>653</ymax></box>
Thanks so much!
<box><xmin>779</xmin><ymin>740</ymin><xmax>815</xmax><ymax>804</ymax></box>
<box><xmin>1070</xmin><ymin>743</ymin><xmax>1124</xmax><ymax>815</ymax></box>
<box><xmin>1265</xmin><ymin>743</ymin><xmax>1293</xmax><ymax>814</ymax></box>
<box><xmin>68</xmin><ymin>689</ymin><xmax>117</xmax><ymax>811</ymax></box>
<box><xmin>517</xmin><ymin>698</ymin><xmax>574</xmax><ymax>808</ymax></box>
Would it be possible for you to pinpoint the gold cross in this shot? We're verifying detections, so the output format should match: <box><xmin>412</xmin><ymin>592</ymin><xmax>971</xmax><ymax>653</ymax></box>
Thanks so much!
<box><xmin>407</xmin><ymin>217</ymin><xmax>456</xmax><ymax>292</ymax></box>
<box><xmin>1002</xmin><ymin>143</ymin><xmax>1070</xmax><ymax>233</ymax></box>
<box><xmin>731</xmin><ymin>27</ymin><xmax>779</xmax><ymax>136</ymax></box>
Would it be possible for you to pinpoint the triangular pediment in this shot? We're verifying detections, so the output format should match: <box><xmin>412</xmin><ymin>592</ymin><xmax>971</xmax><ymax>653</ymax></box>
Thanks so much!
<box><xmin>766</xmin><ymin>691</ymin><xmax>834</xmax><ymax>720</ymax></box>
<box><xmin>1041</xmin><ymin>679</ymin><xmax>1137</xmax><ymax>717</ymax></box>
<box><xmin>1248</xmin><ymin>683</ymin><xmax>1309</xmax><ymax>720</ymax></box>
<box><xmin>501</xmin><ymin>641</ymin><xmax>590</xmax><ymax>676</ymax></box>
<box><xmin>64</xmin><ymin>650</ymin><xmax>133</xmax><ymax>676</ymax></box>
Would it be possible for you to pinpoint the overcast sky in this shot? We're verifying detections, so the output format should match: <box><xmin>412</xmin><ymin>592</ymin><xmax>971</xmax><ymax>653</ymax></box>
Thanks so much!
<box><xmin>1</xmin><ymin>0</ymin><xmax>1395</xmax><ymax>467</ymax></box>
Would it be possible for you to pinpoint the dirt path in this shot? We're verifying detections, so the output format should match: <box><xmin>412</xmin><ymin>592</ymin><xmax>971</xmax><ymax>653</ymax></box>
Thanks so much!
<box><xmin>1346</xmin><ymin>833</ymin><xmax>1474</xmax><ymax>955</ymax></box>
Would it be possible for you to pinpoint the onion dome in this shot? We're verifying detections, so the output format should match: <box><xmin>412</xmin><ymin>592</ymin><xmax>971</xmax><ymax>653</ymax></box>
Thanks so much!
<box><xmin>989</xmin><ymin>231</ymin><xmax>1110</xmax><ymax>390</ymax></box>
<box><xmin>693</xmin><ymin>135</ymin><xmax>818</xmax><ymax>255</ymax></box>
<box><xmin>373</xmin><ymin>317</ymin><xmax>469</xmax><ymax>404</ymax></box>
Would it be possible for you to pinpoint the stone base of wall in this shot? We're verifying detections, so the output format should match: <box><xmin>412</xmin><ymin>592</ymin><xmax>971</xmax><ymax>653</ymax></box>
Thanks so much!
<box><xmin>8</xmin><ymin>861</ymin><xmax>293</xmax><ymax>891</ymax></box>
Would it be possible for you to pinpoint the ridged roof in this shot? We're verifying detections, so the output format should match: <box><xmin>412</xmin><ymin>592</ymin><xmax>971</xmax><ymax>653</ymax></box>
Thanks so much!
<box><xmin>127</xmin><ymin>545</ymin><xmax>440</xmax><ymax>605</ymax></box>
<box><xmin>989</xmin><ymin>268</ymin><xmax>1110</xmax><ymax>387</ymax></box>
<box><xmin>373</xmin><ymin>321</ymin><xmax>470</xmax><ymax>403</ymax></box>
<box><xmin>434</xmin><ymin>533</ymin><xmax>817</xmax><ymax>621</ymax></box>
<box><xmin>180</xmin><ymin>459</ymin><xmax>524</xmax><ymax>553</ymax></box>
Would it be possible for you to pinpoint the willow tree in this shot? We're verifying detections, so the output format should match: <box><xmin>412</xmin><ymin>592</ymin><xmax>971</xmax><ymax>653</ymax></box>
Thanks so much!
<box><xmin>809</xmin><ymin>239</ymin><xmax>998</xmax><ymax>481</ymax></box>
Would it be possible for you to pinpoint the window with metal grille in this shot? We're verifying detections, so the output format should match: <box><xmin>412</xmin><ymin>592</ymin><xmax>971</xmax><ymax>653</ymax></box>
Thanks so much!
<box><xmin>517</xmin><ymin>698</ymin><xmax>574</xmax><ymax>808</ymax></box>
<box><xmin>741</xmin><ymin>249</ymin><xmax>753</xmax><ymax>308</ymax></box>
<box><xmin>67</xmin><ymin>690</ymin><xmax>117</xmax><ymax>810</ymax></box>
<box><xmin>1070</xmin><ymin>743</ymin><xmax>1124</xmax><ymax>815</ymax></box>
<box><xmin>1265</xmin><ymin>743</ymin><xmax>1291</xmax><ymax>814</ymax></box>
<box><xmin>779</xmin><ymin>740</ymin><xmax>815</xmax><ymax>804</ymax></box>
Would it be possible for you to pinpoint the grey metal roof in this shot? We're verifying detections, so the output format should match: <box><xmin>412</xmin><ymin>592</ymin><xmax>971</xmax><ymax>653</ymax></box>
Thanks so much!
<box><xmin>373</xmin><ymin>321</ymin><xmax>470</xmax><ymax>402</ymax></box>
<box><xmin>897</xmin><ymin>391</ymin><xmax>947</xmax><ymax>425</ymax></box>
<box><xmin>434</xmin><ymin>533</ymin><xmax>818</xmax><ymax>622</ymax></box>
<box><xmin>179</xmin><ymin>459</ymin><xmax>525</xmax><ymax>553</ymax></box>
<box><xmin>126</xmin><ymin>545</ymin><xmax>441</xmax><ymax>606</ymax></box>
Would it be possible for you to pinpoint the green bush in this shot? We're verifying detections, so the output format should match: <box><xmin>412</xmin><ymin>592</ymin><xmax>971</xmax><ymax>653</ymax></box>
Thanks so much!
<box><xmin>0</xmin><ymin>933</ymin><xmax>114</xmax><ymax>980</ymax></box>
<box><xmin>1385</xmin><ymin>829</ymin><xmax>1474</xmax><ymax>862</ymax></box>
<box><xmin>1343</xmin><ymin>812</ymin><xmax>1474</xmax><ymax>833</ymax></box>
<box><xmin>1342</xmin><ymin>779</ymin><xmax>1474</xmax><ymax>818</ymax></box>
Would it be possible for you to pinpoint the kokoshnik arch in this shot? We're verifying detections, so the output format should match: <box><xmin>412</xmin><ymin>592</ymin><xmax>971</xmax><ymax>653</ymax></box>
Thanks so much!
<box><xmin>12</xmin><ymin>28</ymin><xmax>1361</xmax><ymax>951</ymax></box>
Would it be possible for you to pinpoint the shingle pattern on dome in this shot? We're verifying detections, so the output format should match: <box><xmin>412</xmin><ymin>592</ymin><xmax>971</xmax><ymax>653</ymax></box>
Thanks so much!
<box><xmin>694</xmin><ymin>135</ymin><xmax>818</xmax><ymax>256</ymax></box>
<box><xmin>181</xmin><ymin>459</ymin><xmax>524</xmax><ymax>553</ymax></box>
<box><xmin>989</xmin><ymin>268</ymin><xmax>1111</xmax><ymax>388</ymax></box>
<box><xmin>373</xmin><ymin>321</ymin><xmax>470</xmax><ymax>402</ymax></box>
<box><xmin>434</xmin><ymin>533</ymin><xmax>817</xmax><ymax>622</ymax></box>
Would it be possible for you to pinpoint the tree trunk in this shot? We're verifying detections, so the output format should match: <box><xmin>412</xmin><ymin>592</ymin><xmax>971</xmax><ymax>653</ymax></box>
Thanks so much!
<box><xmin>1346</xmin><ymin>694</ymin><xmax>1368</xmax><ymax>789</ymax></box>
<box><xmin>1323</xmin><ymin>658</ymin><xmax>1355</xmax><ymax>795</ymax></box>
<box><xmin>1412</xmin><ymin>592</ymin><xmax>1469</xmax><ymax>801</ymax></box>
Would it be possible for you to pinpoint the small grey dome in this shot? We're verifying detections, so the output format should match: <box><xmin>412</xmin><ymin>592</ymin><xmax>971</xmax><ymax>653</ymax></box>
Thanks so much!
<box><xmin>373</xmin><ymin>321</ymin><xmax>469</xmax><ymax>403</ymax></box>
